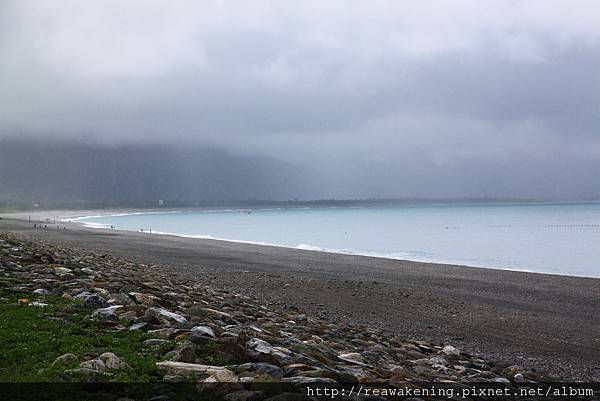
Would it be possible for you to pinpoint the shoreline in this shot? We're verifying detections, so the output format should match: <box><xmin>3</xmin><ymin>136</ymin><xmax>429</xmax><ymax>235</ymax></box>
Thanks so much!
<box><xmin>0</xmin><ymin>216</ymin><xmax>599</xmax><ymax>380</ymax></box>
<box><xmin>3</xmin><ymin>207</ymin><xmax>596</xmax><ymax>280</ymax></box>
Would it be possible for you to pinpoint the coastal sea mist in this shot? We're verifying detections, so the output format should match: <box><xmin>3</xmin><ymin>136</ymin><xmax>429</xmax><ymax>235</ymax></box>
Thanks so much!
<box><xmin>76</xmin><ymin>202</ymin><xmax>600</xmax><ymax>278</ymax></box>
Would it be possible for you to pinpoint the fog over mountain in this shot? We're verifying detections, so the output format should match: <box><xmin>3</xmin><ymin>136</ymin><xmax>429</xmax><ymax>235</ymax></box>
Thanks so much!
<box><xmin>1</xmin><ymin>1</ymin><xmax>599</xmax><ymax>204</ymax></box>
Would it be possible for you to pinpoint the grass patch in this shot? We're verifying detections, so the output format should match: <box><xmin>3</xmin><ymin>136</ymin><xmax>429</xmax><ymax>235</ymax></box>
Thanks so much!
<box><xmin>0</xmin><ymin>289</ymin><xmax>165</xmax><ymax>382</ymax></box>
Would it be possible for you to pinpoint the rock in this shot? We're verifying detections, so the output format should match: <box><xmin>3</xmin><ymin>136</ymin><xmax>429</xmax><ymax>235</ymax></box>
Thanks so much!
<box><xmin>29</xmin><ymin>301</ymin><xmax>48</xmax><ymax>307</ymax></box>
<box><xmin>97</xmin><ymin>352</ymin><xmax>130</xmax><ymax>370</ymax></box>
<box><xmin>203</xmin><ymin>369</ymin><xmax>239</xmax><ymax>383</ymax></box>
<box><xmin>53</xmin><ymin>267</ymin><xmax>72</xmax><ymax>275</ymax></box>
<box><xmin>163</xmin><ymin>374</ymin><xmax>186</xmax><ymax>382</ymax></box>
<box><xmin>108</xmin><ymin>293</ymin><xmax>134</xmax><ymax>306</ymax></box>
<box><xmin>128</xmin><ymin>292</ymin><xmax>160</xmax><ymax>306</ymax></box>
<box><xmin>129</xmin><ymin>322</ymin><xmax>149</xmax><ymax>331</ymax></box>
<box><xmin>246</xmin><ymin>338</ymin><xmax>292</xmax><ymax>365</ymax></box>
<box><xmin>144</xmin><ymin>339</ymin><xmax>169</xmax><ymax>347</ymax></box>
<box><xmin>235</xmin><ymin>362</ymin><xmax>284</xmax><ymax>379</ymax></box>
<box><xmin>175</xmin><ymin>332</ymin><xmax>191</xmax><ymax>341</ymax></box>
<box><xmin>33</xmin><ymin>288</ymin><xmax>49</xmax><ymax>295</ymax></box>
<box><xmin>52</xmin><ymin>353</ymin><xmax>78</xmax><ymax>366</ymax></box>
<box><xmin>65</xmin><ymin>367</ymin><xmax>111</xmax><ymax>377</ymax></box>
<box><xmin>156</xmin><ymin>361</ymin><xmax>228</xmax><ymax>377</ymax></box>
<box><xmin>74</xmin><ymin>291</ymin><xmax>92</xmax><ymax>301</ymax></box>
<box><xmin>92</xmin><ymin>305</ymin><xmax>122</xmax><ymax>320</ymax></box>
<box><xmin>92</xmin><ymin>287</ymin><xmax>110</xmax><ymax>297</ymax></box>
<box><xmin>148</xmin><ymin>328</ymin><xmax>175</xmax><ymax>339</ymax></box>
<box><xmin>80</xmin><ymin>359</ymin><xmax>107</xmax><ymax>371</ymax></box>
<box><xmin>191</xmin><ymin>325</ymin><xmax>216</xmax><ymax>340</ymax></box>
<box><xmin>337</xmin><ymin>352</ymin><xmax>369</xmax><ymax>366</ymax></box>
<box><xmin>430</xmin><ymin>356</ymin><xmax>448</xmax><ymax>366</ymax></box>
<box><xmin>442</xmin><ymin>345</ymin><xmax>460</xmax><ymax>356</ymax></box>
<box><xmin>83</xmin><ymin>294</ymin><xmax>110</xmax><ymax>309</ymax></box>
<box><xmin>203</xmin><ymin>308</ymin><xmax>232</xmax><ymax>318</ymax></box>
<box><xmin>281</xmin><ymin>376</ymin><xmax>338</xmax><ymax>386</ymax></box>
<box><xmin>175</xmin><ymin>344</ymin><xmax>197</xmax><ymax>363</ymax></box>
<box><xmin>146</xmin><ymin>307</ymin><xmax>188</xmax><ymax>324</ymax></box>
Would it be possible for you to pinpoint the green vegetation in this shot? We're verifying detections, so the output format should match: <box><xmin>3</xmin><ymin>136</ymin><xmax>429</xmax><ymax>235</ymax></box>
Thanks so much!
<box><xmin>0</xmin><ymin>289</ymin><xmax>170</xmax><ymax>382</ymax></box>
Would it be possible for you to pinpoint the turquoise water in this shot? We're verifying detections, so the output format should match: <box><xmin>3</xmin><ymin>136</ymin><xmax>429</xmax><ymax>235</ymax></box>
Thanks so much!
<box><xmin>75</xmin><ymin>203</ymin><xmax>600</xmax><ymax>278</ymax></box>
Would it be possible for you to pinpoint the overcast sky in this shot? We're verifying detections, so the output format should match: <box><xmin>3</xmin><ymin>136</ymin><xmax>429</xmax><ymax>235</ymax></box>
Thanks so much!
<box><xmin>1</xmin><ymin>1</ymin><xmax>599</xmax><ymax>199</ymax></box>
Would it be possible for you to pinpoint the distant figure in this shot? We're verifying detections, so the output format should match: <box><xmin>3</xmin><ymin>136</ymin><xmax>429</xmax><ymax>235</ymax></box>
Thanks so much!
<box><xmin>33</xmin><ymin>224</ymin><xmax>36</xmax><ymax>228</ymax></box>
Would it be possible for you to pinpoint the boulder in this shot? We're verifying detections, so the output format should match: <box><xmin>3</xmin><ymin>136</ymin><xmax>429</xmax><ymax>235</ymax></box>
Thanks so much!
<box><xmin>144</xmin><ymin>338</ymin><xmax>169</xmax><ymax>347</ymax></box>
<box><xmin>74</xmin><ymin>292</ymin><xmax>110</xmax><ymax>309</ymax></box>
<box><xmin>80</xmin><ymin>359</ymin><xmax>107</xmax><ymax>371</ymax></box>
<box><xmin>98</xmin><ymin>352</ymin><xmax>130</xmax><ymax>370</ymax></box>
<box><xmin>92</xmin><ymin>305</ymin><xmax>123</xmax><ymax>320</ymax></box>
<box><xmin>246</xmin><ymin>338</ymin><xmax>292</xmax><ymax>365</ymax></box>
<box><xmin>234</xmin><ymin>362</ymin><xmax>284</xmax><ymax>379</ymax></box>
<box><xmin>442</xmin><ymin>345</ymin><xmax>460</xmax><ymax>357</ymax></box>
<box><xmin>156</xmin><ymin>361</ymin><xmax>230</xmax><ymax>378</ymax></box>
<box><xmin>148</xmin><ymin>328</ymin><xmax>175</xmax><ymax>339</ymax></box>
<box><xmin>145</xmin><ymin>307</ymin><xmax>188</xmax><ymax>325</ymax></box>
<box><xmin>191</xmin><ymin>325</ymin><xmax>216</xmax><ymax>342</ymax></box>
<box><xmin>52</xmin><ymin>353</ymin><xmax>78</xmax><ymax>366</ymax></box>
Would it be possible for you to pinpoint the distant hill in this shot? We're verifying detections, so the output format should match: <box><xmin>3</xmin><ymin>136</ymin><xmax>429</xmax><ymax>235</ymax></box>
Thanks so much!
<box><xmin>0</xmin><ymin>139</ymin><xmax>304</xmax><ymax>208</ymax></box>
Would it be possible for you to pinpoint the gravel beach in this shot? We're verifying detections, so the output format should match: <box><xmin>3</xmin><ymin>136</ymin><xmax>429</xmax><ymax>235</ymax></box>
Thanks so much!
<box><xmin>1</xmin><ymin>216</ymin><xmax>598</xmax><ymax>381</ymax></box>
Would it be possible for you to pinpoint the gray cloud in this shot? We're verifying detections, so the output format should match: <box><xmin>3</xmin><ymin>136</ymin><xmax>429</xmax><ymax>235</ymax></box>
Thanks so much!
<box><xmin>1</xmin><ymin>0</ymin><xmax>599</xmax><ymax>200</ymax></box>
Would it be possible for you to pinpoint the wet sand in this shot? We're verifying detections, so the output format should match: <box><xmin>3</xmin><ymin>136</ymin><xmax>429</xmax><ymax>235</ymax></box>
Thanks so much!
<box><xmin>1</xmin><ymin>216</ymin><xmax>598</xmax><ymax>380</ymax></box>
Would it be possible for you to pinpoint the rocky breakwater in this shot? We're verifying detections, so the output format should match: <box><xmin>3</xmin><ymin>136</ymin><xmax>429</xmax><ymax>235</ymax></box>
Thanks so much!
<box><xmin>0</xmin><ymin>232</ymin><xmax>564</xmax><ymax>400</ymax></box>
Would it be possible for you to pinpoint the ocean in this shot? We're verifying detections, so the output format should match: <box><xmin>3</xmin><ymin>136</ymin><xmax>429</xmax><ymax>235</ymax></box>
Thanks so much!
<box><xmin>74</xmin><ymin>202</ymin><xmax>600</xmax><ymax>278</ymax></box>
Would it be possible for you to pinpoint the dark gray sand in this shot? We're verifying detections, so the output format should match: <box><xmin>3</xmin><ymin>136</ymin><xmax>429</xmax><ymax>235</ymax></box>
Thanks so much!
<box><xmin>1</xmin><ymin>217</ymin><xmax>598</xmax><ymax>380</ymax></box>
